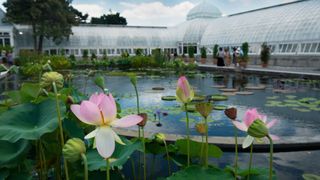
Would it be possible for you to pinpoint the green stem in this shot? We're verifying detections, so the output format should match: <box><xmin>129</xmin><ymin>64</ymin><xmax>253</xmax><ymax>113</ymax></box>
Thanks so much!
<box><xmin>151</xmin><ymin>155</ymin><xmax>156</xmax><ymax>180</ymax></box>
<box><xmin>39</xmin><ymin>140</ymin><xmax>47</xmax><ymax>179</ymax></box>
<box><xmin>130</xmin><ymin>158</ymin><xmax>136</xmax><ymax>180</ymax></box>
<box><xmin>234</xmin><ymin>127</ymin><xmax>238</xmax><ymax>179</ymax></box>
<box><xmin>106</xmin><ymin>158</ymin><xmax>110</xmax><ymax>180</ymax></box>
<box><xmin>200</xmin><ymin>135</ymin><xmax>204</xmax><ymax>165</ymax></box>
<box><xmin>205</xmin><ymin>117</ymin><xmax>209</xmax><ymax>168</ymax></box>
<box><xmin>248</xmin><ymin>144</ymin><xmax>253</xmax><ymax>180</ymax></box>
<box><xmin>184</xmin><ymin>103</ymin><xmax>190</xmax><ymax>167</ymax></box>
<box><xmin>134</xmin><ymin>85</ymin><xmax>140</xmax><ymax>114</ymax></box>
<box><xmin>52</xmin><ymin>82</ymin><xmax>69</xmax><ymax>180</ymax></box>
<box><xmin>267</xmin><ymin>136</ymin><xmax>273</xmax><ymax>180</ymax></box>
<box><xmin>138</xmin><ymin>127</ymin><xmax>141</xmax><ymax>180</ymax></box>
<box><xmin>142</xmin><ymin>128</ymin><xmax>146</xmax><ymax>180</ymax></box>
<box><xmin>81</xmin><ymin>154</ymin><xmax>88</xmax><ymax>180</ymax></box>
<box><xmin>164</xmin><ymin>140</ymin><xmax>171</xmax><ymax>175</ymax></box>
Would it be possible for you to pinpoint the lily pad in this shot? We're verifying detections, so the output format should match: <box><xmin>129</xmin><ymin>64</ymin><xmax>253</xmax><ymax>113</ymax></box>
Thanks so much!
<box><xmin>210</xmin><ymin>94</ymin><xmax>228</xmax><ymax>101</ymax></box>
<box><xmin>266</xmin><ymin>96</ymin><xmax>279</xmax><ymax>100</ymax></box>
<box><xmin>175</xmin><ymin>139</ymin><xmax>223</xmax><ymax>158</ymax></box>
<box><xmin>245</xmin><ymin>85</ymin><xmax>266</xmax><ymax>90</ymax></box>
<box><xmin>161</xmin><ymin>96</ymin><xmax>177</xmax><ymax>101</ymax></box>
<box><xmin>0</xmin><ymin>99</ymin><xmax>64</xmax><ymax>142</ymax></box>
<box><xmin>236</xmin><ymin>91</ymin><xmax>254</xmax><ymax>95</ymax></box>
<box><xmin>167</xmin><ymin>165</ymin><xmax>233</xmax><ymax>180</ymax></box>
<box><xmin>213</xmin><ymin>105</ymin><xmax>228</xmax><ymax>111</ymax></box>
<box><xmin>0</xmin><ymin>140</ymin><xmax>30</xmax><ymax>168</ymax></box>
<box><xmin>303</xmin><ymin>173</ymin><xmax>320</xmax><ymax>180</ymax></box>
<box><xmin>219</xmin><ymin>88</ymin><xmax>238</xmax><ymax>92</ymax></box>
<box><xmin>192</xmin><ymin>96</ymin><xmax>205</xmax><ymax>102</ymax></box>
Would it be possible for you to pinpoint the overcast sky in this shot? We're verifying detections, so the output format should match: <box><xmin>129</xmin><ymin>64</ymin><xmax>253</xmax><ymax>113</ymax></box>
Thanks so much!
<box><xmin>1</xmin><ymin>0</ymin><xmax>297</xmax><ymax>26</ymax></box>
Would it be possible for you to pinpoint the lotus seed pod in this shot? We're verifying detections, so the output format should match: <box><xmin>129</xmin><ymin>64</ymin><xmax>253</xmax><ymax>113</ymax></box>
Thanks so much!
<box><xmin>138</xmin><ymin>113</ymin><xmax>148</xmax><ymax>127</ymax></box>
<box><xmin>247</xmin><ymin>119</ymin><xmax>269</xmax><ymax>138</ymax></box>
<box><xmin>40</xmin><ymin>72</ymin><xmax>64</xmax><ymax>90</ymax></box>
<box><xmin>63</xmin><ymin>138</ymin><xmax>86</xmax><ymax>163</ymax></box>
<box><xmin>195</xmin><ymin>123</ymin><xmax>207</xmax><ymax>135</ymax></box>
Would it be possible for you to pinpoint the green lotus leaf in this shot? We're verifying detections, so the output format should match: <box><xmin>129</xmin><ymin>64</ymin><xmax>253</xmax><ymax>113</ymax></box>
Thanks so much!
<box><xmin>161</xmin><ymin>96</ymin><xmax>177</xmax><ymax>101</ymax></box>
<box><xmin>175</xmin><ymin>139</ymin><xmax>223</xmax><ymax>158</ymax></box>
<box><xmin>284</xmin><ymin>99</ymin><xmax>300</xmax><ymax>104</ymax></box>
<box><xmin>303</xmin><ymin>173</ymin><xmax>320</xmax><ymax>180</ymax></box>
<box><xmin>86</xmin><ymin>138</ymin><xmax>142</xmax><ymax>171</ymax></box>
<box><xmin>0</xmin><ymin>99</ymin><xmax>64</xmax><ymax>142</ymax></box>
<box><xmin>266</xmin><ymin>96</ymin><xmax>279</xmax><ymax>100</ymax></box>
<box><xmin>0</xmin><ymin>169</ymin><xmax>9</xmax><ymax>180</ymax></box>
<box><xmin>0</xmin><ymin>139</ymin><xmax>30</xmax><ymax>168</ymax></box>
<box><xmin>283</xmin><ymin>103</ymin><xmax>300</xmax><ymax>107</ymax></box>
<box><xmin>210</xmin><ymin>94</ymin><xmax>228</xmax><ymax>101</ymax></box>
<box><xmin>192</xmin><ymin>96</ymin><xmax>205</xmax><ymax>102</ymax></box>
<box><xmin>285</xmin><ymin>95</ymin><xmax>297</xmax><ymax>99</ymax></box>
<box><xmin>167</xmin><ymin>165</ymin><xmax>233</xmax><ymax>180</ymax></box>
<box><xmin>213</xmin><ymin>105</ymin><xmax>228</xmax><ymax>111</ymax></box>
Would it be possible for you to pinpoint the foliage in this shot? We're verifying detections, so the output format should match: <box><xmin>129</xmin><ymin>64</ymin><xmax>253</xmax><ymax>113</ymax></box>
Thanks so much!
<box><xmin>200</xmin><ymin>47</ymin><xmax>207</xmax><ymax>58</ymax></box>
<box><xmin>116</xmin><ymin>57</ymin><xmax>132</xmax><ymax>70</ymax></box>
<box><xmin>102</xmin><ymin>49</ymin><xmax>108</xmax><ymax>60</ymax></box>
<box><xmin>188</xmin><ymin>46</ymin><xmax>195</xmax><ymax>58</ymax></box>
<box><xmin>0</xmin><ymin>140</ymin><xmax>30</xmax><ymax>168</ymax></box>
<box><xmin>91</xmin><ymin>12</ymin><xmax>127</xmax><ymax>25</ymax></box>
<box><xmin>240</xmin><ymin>42</ymin><xmax>250</xmax><ymax>62</ymax></box>
<box><xmin>152</xmin><ymin>48</ymin><xmax>166</xmax><ymax>65</ymax></box>
<box><xmin>121</xmin><ymin>51</ymin><xmax>129</xmax><ymax>58</ymax></box>
<box><xmin>4</xmin><ymin>0</ymin><xmax>79</xmax><ymax>52</ymax></box>
<box><xmin>91</xmin><ymin>53</ymin><xmax>97</xmax><ymax>60</ymax></box>
<box><xmin>135</xmin><ymin>48</ymin><xmax>144</xmax><ymax>56</ymax></box>
<box><xmin>213</xmin><ymin>44</ymin><xmax>219</xmax><ymax>59</ymax></box>
<box><xmin>82</xmin><ymin>49</ymin><xmax>89</xmax><ymax>60</ymax></box>
<box><xmin>260</xmin><ymin>42</ymin><xmax>270</xmax><ymax>64</ymax></box>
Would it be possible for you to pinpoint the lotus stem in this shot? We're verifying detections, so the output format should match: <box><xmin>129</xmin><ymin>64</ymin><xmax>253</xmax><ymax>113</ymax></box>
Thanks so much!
<box><xmin>267</xmin><ymin>135</ymin><xmax>273</xmax><ymax>180</ymax></box>
<box><xmin>151</xmin><ymin>155</ymin><xmax>156</xmax><ymax>180</ymax></box>
<box><xmin>133</xmin><ymin>84</ymin><xmax>140</xmax><ymax>114</ymax></box>
<box><xmin>163</xmin><ymin>140</ymin><xmax>171</xmax><ymax>175</ymax></box>
<box><xmin>142</xmin><ymin>127</ymin><xmax>146</xmax><ymax>180</ymax></box>
<box><xmin>39</xmin><ymin>140</ymin><xmax>47</xmax><ymax>179</ymax></box>
<box><xmin>234</xmin><ymin>127</ymin><xmax>238</xmax><ymax>179</ymax></box>
<box><xmin>248</xmin><ymin>144</ymin><xmax>253</xmax><ymax>180</ymax></box>
<box><xmin>184</xmin><ymin>103</ymin><xmax>190</xmax><ymax>167</ymax></box>
<box><xmin>205</xmin><ymin>117</ymin><xmax>209</xmax><ymax>168</ymax></box>
<box><xmin>81</xmin><ymin>154</ymin><xmax>88</xmax><ymax>180</ymax></box>
<box><xmin>200</xmin><ymin>135</ymin><xmax>204</xmax><ymax>165</ymax></box>
<box><xmin>106</xmin><ymin>158</ymin><xmax>110</xmax><ymax>180</ymax></box>
<box><xmin>52</xmin><ymin>82</ymin><xmax>69</xmax><ymax>180</ymax></box>
<box><xmin>130</xmin><ymin>158</ymin><xmax>136</xmax><ymax>180</ymax></box>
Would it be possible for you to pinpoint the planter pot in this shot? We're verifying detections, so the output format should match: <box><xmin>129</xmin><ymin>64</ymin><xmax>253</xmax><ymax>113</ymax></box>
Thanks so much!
<box><xmin>239</xmin><ymin>61</ymin><xmax>247</xmax><ymax>68</ymax></box>
<box><xmin>200</xmin><ymin>58</ymin><xmax>206</xmax><ymax>64</ymax></box>
<box><xmin>261</xmin><ymin>63</ymin><xmax>268</xmax><ymax>68</ymax></box>
<box><xmin>189</xmin><ymin>58</ymin><xmax>195</xmax><ymax>64</ymax></box>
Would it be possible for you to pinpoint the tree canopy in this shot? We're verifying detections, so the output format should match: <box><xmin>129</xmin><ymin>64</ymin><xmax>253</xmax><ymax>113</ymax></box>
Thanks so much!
<box><xmin>91</xmin><ymin>13</ymin><xmax>127</xmax><ymax>25</ymax></box>
<box><xmin>3</xmin><ymin>0</ymin><xmax>80</xmax><ymax>52</ymax></box>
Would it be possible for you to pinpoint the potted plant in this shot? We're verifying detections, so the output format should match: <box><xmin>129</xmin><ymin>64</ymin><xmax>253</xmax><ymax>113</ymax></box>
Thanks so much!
<box><xmin>213</xmin><ymin>44</ymin><xmax>218</xmax><ymax>65</ymax></box>
<box><xmin>239</xmin><ymin>42</ymin><xmax>249</xmax><ymax>68</ymax></box>
<box><xmin>260</xmin><ymin>42</ymin><xmax>270</xmax><ymax>68</ymax></box>
<box><xmin>200</xmin><ymin>47</ymin><xmax>207</xmax><ymax>64</ymax></box>
<box><xmin>188</xmin><ymin>46</ymin><xmax>195</xmax><ymax>63</ymax></box>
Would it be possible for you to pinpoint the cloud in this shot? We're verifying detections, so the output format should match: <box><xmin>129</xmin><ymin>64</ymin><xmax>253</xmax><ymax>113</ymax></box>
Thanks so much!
<box><xmin>72</xmin><ymin>3</ymin><xmax>106</xmax><ymax>19</ymax></box>
<box><xmin>120</xmin><ymin>1</ymin><xmax>195</xmax><ymax>26</ymax></box>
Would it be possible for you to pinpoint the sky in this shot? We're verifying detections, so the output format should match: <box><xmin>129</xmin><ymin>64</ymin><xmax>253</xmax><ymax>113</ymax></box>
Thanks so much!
<box><xmin>1</xmin><ymin>0</ymin><xmax>297</xmax><ymax>26</ymax></box>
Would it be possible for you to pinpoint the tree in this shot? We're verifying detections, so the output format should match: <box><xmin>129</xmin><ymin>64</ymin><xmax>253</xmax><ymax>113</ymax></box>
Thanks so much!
<box><xmin>91</xmin><ymin>12</ymin><xmax>127</xmax><ymax>25</ymax></box>
<box><xmin>70</xmin><ymin>6</ymin><xmax>88</xmax><ymax>24</ymax></box>
<box><xmin>4</xmin><ymin>0</ymin><xmax>79</xmax><ymax>52</ymax></box>
<box><xmin>260</xmin><ymin>42</ymin><xmax>270</xmax><ymax>66</ymax></box>
<box><xmin>213</xmin><ymin>44</ymin><xmax>219</xmax><ymax>59</ymax></box>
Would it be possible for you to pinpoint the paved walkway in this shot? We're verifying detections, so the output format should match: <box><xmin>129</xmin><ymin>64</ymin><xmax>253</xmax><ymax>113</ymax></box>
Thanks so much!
<box><xmin>198</xmin><ymin>63</ymin><xmax>320</xmax><ymax>78</ymax></box>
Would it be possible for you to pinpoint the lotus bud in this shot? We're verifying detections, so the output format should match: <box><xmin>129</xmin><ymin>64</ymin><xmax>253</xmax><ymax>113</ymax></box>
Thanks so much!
<box><xmin>247</xmin><ymin>119</ymin><xmax>269</xmax><ymax>138</ymax></box>
<box><xmin>154</xmin><ymin>133</ymin><xmax>166</xmax><ymax>144</ymax></box>
<box><xmin>40</xmin><ymin>72</ymin><xmax>64</xmax><ymax>90</ymax></box>
<box><xmin>138</xmin><ymin>113</ymin><xmax>148</xmax><ymax>127</ymax></box>
<box><xmin>195</xmin><ymin>102</ymin><xmax>213</xmax><ymax>119</ymax></box>
<box><xmin>195</xmin><ymin>123</ymin><xmax>207</xmax><ymax>135</ymax></box>
<box><xmin>224</xmin><ymin>107</ymin><xmax>237</xmax><ymax>120</ymax></box>
<box><xmin>63</xmin><ymin>138</ymin><xmax>86</xmax><ymax>163</ymax></box>
<box><xmin>176</xmin><ymin>76</ymin><xmax>194</xmax><ymax>103</ymax></box>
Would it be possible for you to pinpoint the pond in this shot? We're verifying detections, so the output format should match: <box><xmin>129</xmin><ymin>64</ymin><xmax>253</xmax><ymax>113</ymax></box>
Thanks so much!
<box><xmin>69</xmin><ymin>70</ymin><xmax>320</xmax><ymax>143</ymax></box>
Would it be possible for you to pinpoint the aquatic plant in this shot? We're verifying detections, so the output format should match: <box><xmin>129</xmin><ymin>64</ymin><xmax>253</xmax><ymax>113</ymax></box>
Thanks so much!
<box><xmin>70</xmin><ymin>93</ymin><xmax>142</xmax><ymax>180</ymax></box>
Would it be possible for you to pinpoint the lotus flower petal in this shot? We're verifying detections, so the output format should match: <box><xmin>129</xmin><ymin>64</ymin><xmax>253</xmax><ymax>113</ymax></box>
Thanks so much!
<box><xmin>71</xmin><ymin>102</ymin><xmax>101</xmax><ymax>125</ymax></box>
<box><xmin>269</xmin><ymin>134</ymin><xmax>280</xmax><ymax>141</ymax></box>
<box><xmin>89</xmin><ymin>93</ymin><xmax>104</xmax><ymax>106</ymax></box>
<box><xmin>232</xmin><ymin>121</ymin><xmax>248</xmax><ymax>132</ymax></box>
<box><xmin>112</xmin><ymin>115</ymin><xmax>143</xmax><ymax>128</ymax></box>
<box><xmin>243</xmin><ymin>108</ymin><xmax>261</xmax><ymax>127</ymax></box>
<box><xmin>242</xmin><ymin>135</ymin><xmax>254</xmax><ymax>149</ymax></box>
<box><xmin>266</xmin><ymin>119</ymin><xmax>277</xmax><ymax>128</ymax></box>
<box><xmin>95</xmin><ymin>127</ymin><xmax>115</xmax><ymax>158</ymax></box>
<box><xmin>111</xmin><ymin>130</ymin><xmax>125</xmax><ymax>145</ymax></box>
<box><xmin>100</xmin><ymin>94</ymin><xmax>117</xmax><ymax>123</ymax></box>
<box><xmin>176</xmin><ymin>76</ymin><xmax>194</xmax><ymax>103</ymax></box>
<box><xmin>84</xmin><ymin>128</ymin><xmax>98</xmax><ymax>139</ymax></box>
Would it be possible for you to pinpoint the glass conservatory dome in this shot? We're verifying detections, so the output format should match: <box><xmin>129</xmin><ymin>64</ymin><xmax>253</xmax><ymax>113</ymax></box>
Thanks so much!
<box><xmin>186</xmin><ymin>0</ymin><xmax>222</xmax><ymax>21</ymax></box>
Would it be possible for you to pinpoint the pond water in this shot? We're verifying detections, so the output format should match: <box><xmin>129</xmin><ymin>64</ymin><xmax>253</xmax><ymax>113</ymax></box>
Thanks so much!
<box><xmin>70</xmin><ymin>70</ymin><xmax>320</xmax><ymax>142</ymax></box>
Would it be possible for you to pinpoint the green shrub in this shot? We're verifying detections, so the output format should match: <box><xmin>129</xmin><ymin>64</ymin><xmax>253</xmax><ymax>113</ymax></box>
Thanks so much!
<box><xmin>201</xmin><ymin>47</ymin><xmax>207</xmax><ymax>58</ymax></box>
<box><xmin>116</xmin><ymin>57</ymin><xmax>132</xmax><ymax>70</ymax></box>
<box><xmin>188</xmin><ymin>46</ymin><xmax>195</xmax><ymax>58</ymax></box>
<box><xmin>44</xmin><ymin>55</ymin><xmax>71</xmax><ymax>70</ymax></box>
<box><xmin>260</xmin><ymin>42</ymin><xmax>270</xmax><ymax>64</ymax></box>
<box><xmin>91</xmin><ymin>53</ymin><xmax>97</xmax><ymax>60</ymax></box>
<box><xmin>152</xmin><ymin>48</ymin><xmax>165</xmax><ymax>66</ymax></box>
<box><xmin>213</xmin><ymin>44</ymin><xmax>219</xmax><ymax>59</ymax></box>
<box><xmin>21</xmin><ymin>62</ymin><xmax>42</xmax><ymax>76</ymax></box>
<box><xmin>82</xmin><ymin>49</ymin><xmax>88</xmax><ymax>60</ymax></box>
<box><xmin>135</xmin><ymin>48</ymin><xmax>143</xmax><ymax>56</ymax></box>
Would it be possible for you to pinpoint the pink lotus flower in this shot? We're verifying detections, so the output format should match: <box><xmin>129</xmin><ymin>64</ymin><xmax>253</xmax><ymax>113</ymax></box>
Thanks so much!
<box><xmin>176</xmin><ymin>76</ymin><xmax>194</xmax><ymax>103</ymax></box>
<box><xmin>232</xmin><ymin>108</ymin><xmax>279</xmax><ymax>148</ymax></box>
<box><xmin>71</xmin><ymin>93</ymin><xmax>142</xmax><ymax>158</ymax></box>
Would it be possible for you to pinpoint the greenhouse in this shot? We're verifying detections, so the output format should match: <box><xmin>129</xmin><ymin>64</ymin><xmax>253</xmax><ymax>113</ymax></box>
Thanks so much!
<box><xmin>0</xmin><ymin>0</ymin><xmax>319</xmax><ymax>58</ymax></box>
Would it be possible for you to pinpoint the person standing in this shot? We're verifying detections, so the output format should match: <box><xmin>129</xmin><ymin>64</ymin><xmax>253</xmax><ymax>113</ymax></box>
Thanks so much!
<box><xmin>232</xmin><ymin>47</ymin><xmax>237</xmax><ymax>67</ymax></box>
<box><xmin>217</xmin><ymin>47</ymin><xmax>225</xmax><ymax>66</ymax></box>
<box><xmin>224</xmin><ymin>48</ymin><xmax>231</xmax><ymax>66</ymax></box>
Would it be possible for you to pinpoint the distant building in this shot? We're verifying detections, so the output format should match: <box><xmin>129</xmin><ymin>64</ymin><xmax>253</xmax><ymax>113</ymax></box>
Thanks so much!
<box><xmin>1</xmin><ymin>0</ymin><xmax>320</xmax><ymax>66</ymax></box>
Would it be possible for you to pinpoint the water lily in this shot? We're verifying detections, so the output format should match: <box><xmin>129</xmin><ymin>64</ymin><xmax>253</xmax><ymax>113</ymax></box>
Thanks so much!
<box><xmin>176</xmin><ymin>76</ymin><xmax>194</xmax><ymax>103</ymax></box>
<box><xmin>232</xmin><ymin>108</ymin><xmax>279</xmax><ymax>148</ymax></box>
<box><xmin>71</xmin><ymin>93</ymin><xmax>143</xmax><ymax>158</ymax></box>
